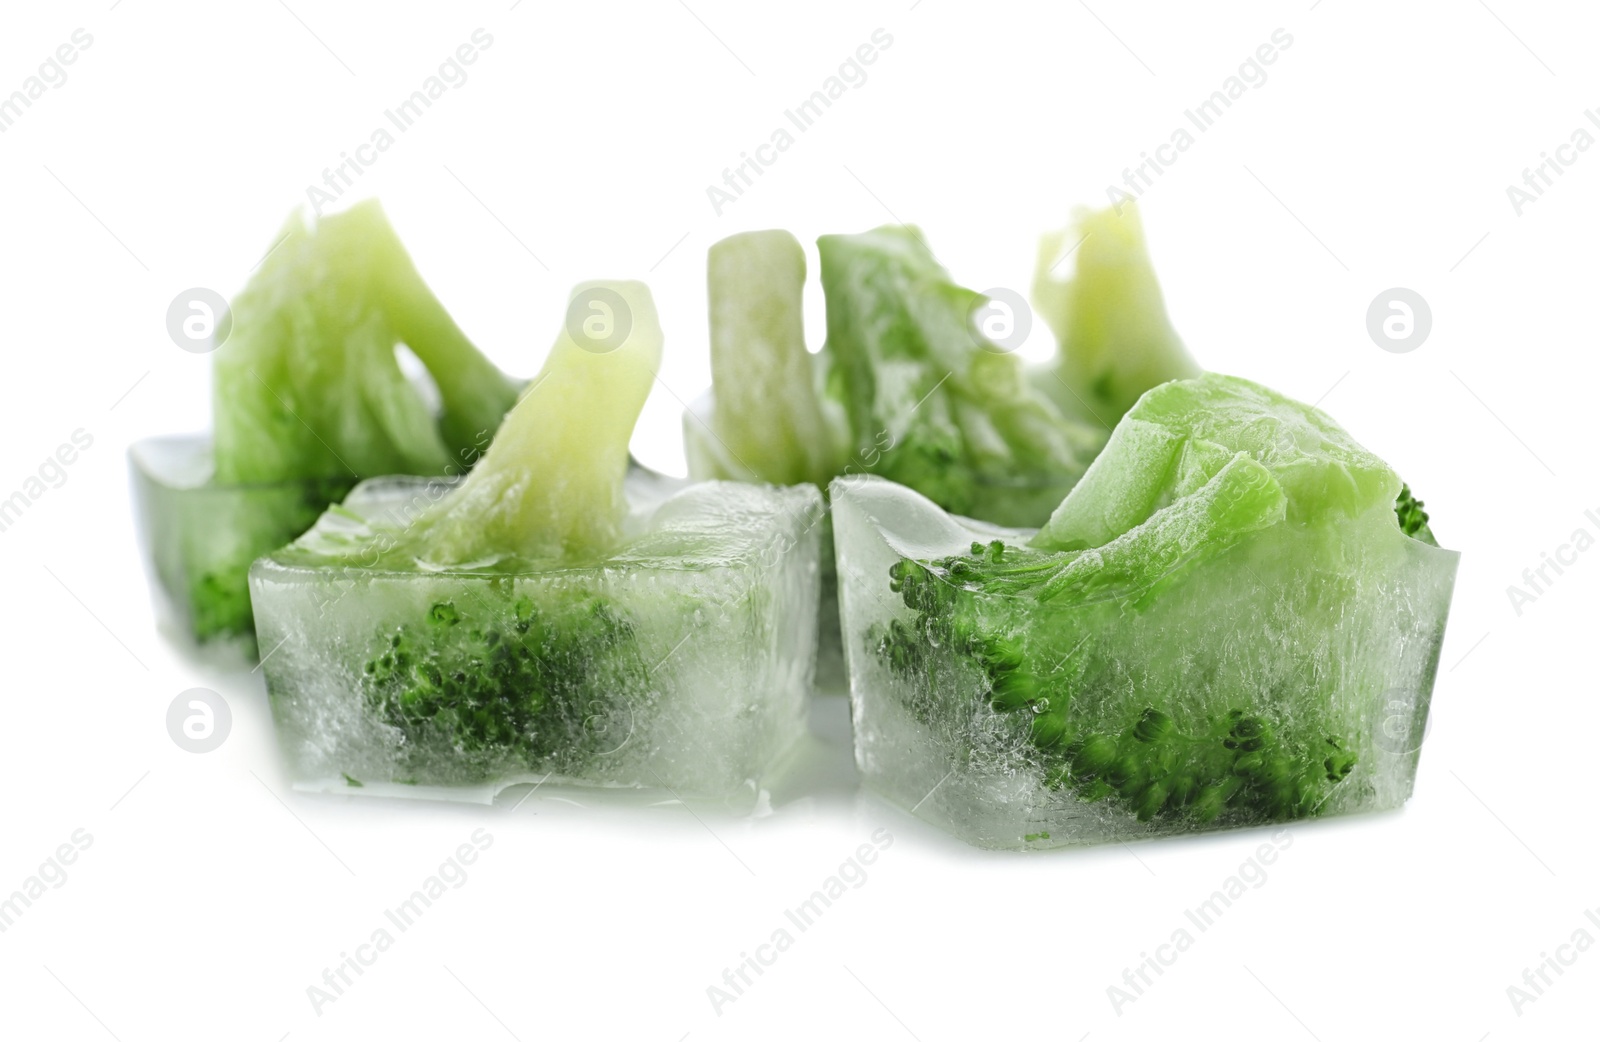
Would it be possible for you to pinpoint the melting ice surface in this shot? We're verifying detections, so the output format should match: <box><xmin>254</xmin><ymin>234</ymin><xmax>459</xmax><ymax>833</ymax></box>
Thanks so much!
<box><xmin>251</xmin><ymin>471</ymin><xmax>824</xmax><ymax>804</ymax></box>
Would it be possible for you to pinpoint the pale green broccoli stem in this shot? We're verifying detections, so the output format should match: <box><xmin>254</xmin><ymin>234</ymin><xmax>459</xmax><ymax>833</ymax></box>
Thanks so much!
<box><xmin>412</xmin><ymin>280</ymin><xmax>662</xmax><ymax>564</ymax></box>
<box><xmin>705</xmin><ymin>231</ymin><xmax>837</xmax><ymax>487</ymax></box>
<box><xmin>1031</xmin><ymin>203</ymin><xmax>1200</xmax><ymax>427</ymax></box>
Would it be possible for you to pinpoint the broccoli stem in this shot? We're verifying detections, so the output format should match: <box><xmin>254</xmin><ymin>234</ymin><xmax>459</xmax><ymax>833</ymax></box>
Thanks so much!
<box><xmin>409</xmin><ymin>280</ymin><xmax>662</xmax><ymax>565</ymax></box>
<box><xmin>1031</xmin><ymin>203</ymin><xmax>1200</xmax><ymax>427</ymax></box>
<box><xmin>706</xmin><ymin>230</ymin><xmax>838</xmax><ymax>487</ymax></box>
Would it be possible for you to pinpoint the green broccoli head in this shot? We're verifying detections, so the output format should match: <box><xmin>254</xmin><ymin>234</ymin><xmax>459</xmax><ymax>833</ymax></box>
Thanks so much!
<box><xmin>1395</xmin><ymin>484</ymin><xmax>1435</xmax><ymax>544</ymax></box>
<box><xmin>212</xmin><ymin>200</ymin><xmax>520</xmax><ymax>485</ymax></box>
<box><xmin>183</xmin><ymin>475</ymin><xmax>355</xmax><ymax>644</ymax></box>
<box><xmin>311</xmin><ymin>282</ymin><xmax>668</xmax><ymax>781</ymax></box>
<box><xmin>363</xmin><ymin>591</ymin><xmax>648</xmax><ymax>782</ymax></box>
<box><xmin>189</xmin><ymin>568</ymin><xmax>255</xmax><ymax>644</ymax></box>
<box><xmin>816</xmin><ymin>225</ymin><xmax>1102</xmax><ymax>526</ymax></box>
<box><xmin>879</xmin><ymin>540</ymin><xmax>1358</xmax><ymax>826</ymax></box>
<box><xmin>869</xmin><ymin>375</ymin><xmax>1450</xmax><ymax>829</ymax></box>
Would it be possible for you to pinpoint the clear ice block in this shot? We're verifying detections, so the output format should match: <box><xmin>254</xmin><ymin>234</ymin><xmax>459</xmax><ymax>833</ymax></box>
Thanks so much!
<box><xmin>832</xmin><ymin>375</ymin><xmax>1459</xmax><ymax>849</ymax></box>
<box><xmin>251</xmin><ymin>476</ymin><xmax>824</xmax><ymax>802</ymax></box>
<box><xmin>129</xmin><ymin>435</ymin><xmax>353</xmax><ymax>650</ymax></box>
<box><xmin>685</xmin><ymin>388</ymin><xmax>844</xmax><ymax>689</ymax></box>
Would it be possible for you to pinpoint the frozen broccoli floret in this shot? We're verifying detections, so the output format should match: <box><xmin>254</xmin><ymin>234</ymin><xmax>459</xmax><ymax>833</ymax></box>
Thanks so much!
<box><xmin>181</xmin><ymin>475</ymin><xmax>350</xmax><ymax>642</ymax></box>
<box><xmin>853</xmin><ymin>374</ymin><xmax>1457</xmax><ymax>841</ymax></box>
<box><xmin>254</xmin><ymin>283</ymin><xmax>821</xmax><ymax>795</ymax></box>
<box><xmin>136</xmin><ymin>201</ymin><xmax>522</xmax><ymax>647</ymax></box>
<box><xmin>363</xmin><ymin>592</ymin><xmax>648</xmax><ymax>779</ymax></box>
<box><xmin>815</xmin><ymin>225</ymin><xmax>1102</xmax><ymax>526</ymax></box>
<box><xmin>188</xmin><ymin>568</ymin><xmax>254</xmax><ymax>642</ymax></box>
<box><xmin>881</xmin><ymin>540</ymin><xmax>1357</xmax><ymax>825</ymax></box>
<box><xmin>1031</xmin><ymin>203</ymin><xmax>1200</xmax><ymax>428</ymax></box>
<box><xmin>306</xmin><ymin>282</ymin><xmax>664</xmax><ymax>778</ymax></box>
<box><xmin>212</xmin><ymin>200</ymin><xmax>520</xmax><ymax>485</ymax></box>
<box><xmin>1395</xmin><ymin>484</ymin><xmax>1434</xmax><ymax>544</ymax></box>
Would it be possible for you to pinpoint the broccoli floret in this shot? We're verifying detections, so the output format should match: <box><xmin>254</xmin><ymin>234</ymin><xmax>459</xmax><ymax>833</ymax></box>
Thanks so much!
<box><xmin>322</xmin><ymin>282</ymin><xmax>666</xmax><ymax>781</ymax></box>
<box><xmin>174</xmin><ymin>202</ymin><xmax>517</xmax><ymax>646</ymax></box>
<box><xmin>184</xmin><ymin>476</ymin><xmax>354</xmax><ymax>644</ymax></box>
<box><xmin>1395</xmin><ymin>483</ymin><xmax>1435</xmax><ymax>544</ymax></box>
<box><xmin>878</xmin><ymin>539</ymin><xmax>1357</xmax><ymax>825</ymax></box>
<box><xmin>363</xmin><ymin>593</ymin><xmax>649</xmax><ymax>780</ymax></box>
<box><xmin>212</xmin><ymin>200</ymin><xmax>520</xmax><ymax>485</ymax></box>
<box><xmin>189</xmin><ymin>568</ymin><xmax>255</xmax><ymax>643</ymax></box>
<box><xmin>815</xmin><ymin>226</ymin><xmax>1103</xmax><ymax>526</ymax></box>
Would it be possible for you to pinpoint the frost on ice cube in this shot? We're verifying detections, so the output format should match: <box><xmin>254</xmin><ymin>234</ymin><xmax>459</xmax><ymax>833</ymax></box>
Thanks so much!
<box><xmin>251</xmin><ymin>477</ymin><xmax>822</xmax><ymax>801</ymax></box>
<box><xmin>252</xmin><ymin>280</ymin><xmax>824</xmax><ymax>801</ymax></box>
<box><xmin>129</xmin><ymin>435</ymin><xmax>353</xmax><ymax>650</ymax></box>
<box><xmin>833</xmin><ymin>374</ymin><xmax>1458</xmax><ymax>850</ymax></box>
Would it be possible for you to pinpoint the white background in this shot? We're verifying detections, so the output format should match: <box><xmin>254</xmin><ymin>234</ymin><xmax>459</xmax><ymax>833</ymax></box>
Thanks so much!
<box><xmin>0</xmin><ymin>1</ymin><xmax>1595</xmax><ymax>1039</ymax></box>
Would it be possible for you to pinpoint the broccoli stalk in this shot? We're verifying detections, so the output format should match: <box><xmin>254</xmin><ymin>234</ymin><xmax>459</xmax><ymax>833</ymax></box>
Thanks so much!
<box><xmin>1031</xmin><ymin>203</ymin><xmax>1200</xmax><ymax>428</ymax></box>
<box><xmin>697</xmin><ymin>230</ymin><xmax>840</xmax><ymax>487</ymax></box>
<box><xmin>212</xmin><ymin>200</ymin><xmax>520</xmax><ymax>485</ymax></box>
<box><xmin>404</xmin><ymin>280</ymin><xmax>662</xmax><ymax>566</ymax></box>
<box><xmin>345</xmin><ymin>281</ymin><xmax>664</xmax><ymax>779</ymax></box>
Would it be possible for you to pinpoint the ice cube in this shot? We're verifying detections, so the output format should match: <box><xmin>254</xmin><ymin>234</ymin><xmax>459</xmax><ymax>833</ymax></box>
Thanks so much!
<box><xmin>832</xmin><ymin>375</ymin><xmax>1459</xmax><ymax>850</ymax></box>
<box><xmin>129</xmin><ymin>435</ymin><xmax>354</xmax><ymax>651</ymax></box>
<box><xmin>251</xmin><ymin>476</ymin><xmax>824</xmax><ymax>802</ymax></box>
<box><xmin>684</xmin><ymin>388</ymin><xmax>846</xmax><ymax>690</ymax></box>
